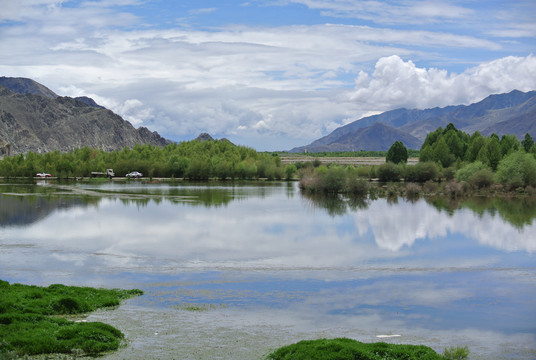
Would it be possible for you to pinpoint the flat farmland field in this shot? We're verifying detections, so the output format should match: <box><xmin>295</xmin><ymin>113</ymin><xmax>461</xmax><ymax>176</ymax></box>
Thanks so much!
<box><xmin>280</xmin><ymin>156</ymin><xmax>419</xmax><ymax>166</ymax></box>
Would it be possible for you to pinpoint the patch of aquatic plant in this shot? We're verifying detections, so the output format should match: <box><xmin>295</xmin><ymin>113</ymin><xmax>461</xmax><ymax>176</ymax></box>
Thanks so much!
<box><xmin>265</xmin><ymin>338</ymin><xmax>458</xmax><ymax>360</ymax></box>
<box><xmin>443</xmin><ymin>346</ymin><xmax>470</xmax><ymax>360</ymax></box>
<box><xmin>173</xmin><ymin>303</ymin><xmax>227</xmax><ymax>311</ymax></box>
<box><xmin>0</xmin><ymin>280</ymin><xmax>143</xmax><ymax>357</ymax></box>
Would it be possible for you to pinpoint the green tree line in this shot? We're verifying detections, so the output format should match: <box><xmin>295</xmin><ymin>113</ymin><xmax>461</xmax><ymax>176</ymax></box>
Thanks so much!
<box><xmin>301</xmin><ymin>124</ymin><xmax>536</xmax><ymax>193</ymax></box>
<box><xmin>419</xmin><ymin>123</ymin><xmax>536</xmax><ymax>169</ymax></box>
<box><xmin>0</xmin><ymin>140</ymin><xmax>290</xmax><ymax>180</ymax></box>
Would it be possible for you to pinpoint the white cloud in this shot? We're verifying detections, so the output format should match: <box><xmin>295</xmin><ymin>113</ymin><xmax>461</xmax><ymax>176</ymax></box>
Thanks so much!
<box><xmin>58</xmin><ymin>85</ymin><xmax>152</xmax><ymax>126</ymax></box>
<box><xmin>348</xmin><ymin>54</ymin><xmax>536</xmax><ymax>110</ymax></box>
<box><xmin>287</xmin><ymin>0</ymin><xmax>474</xmax><ymax>24</ymax></box>
<box><xmin>188</xmin><ymin>7</ymin><xmax>217</xmax><ymax>15</ymax></box>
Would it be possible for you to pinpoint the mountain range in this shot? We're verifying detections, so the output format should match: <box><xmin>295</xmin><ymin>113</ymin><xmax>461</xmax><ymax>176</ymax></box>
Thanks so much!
<box><xmin>290</xmin><ymin>89</ymin><xmax>536</xmax><ymax>152</ymax></box>
<box><xmin>1</xmin><ymin>77</ymin><xmax>535</xmax><ymax>156</ymax></box>
<box><xmin>0</xmin><ymin>77</ymin><xmax>169</xmax><ymax>156</ymax></box>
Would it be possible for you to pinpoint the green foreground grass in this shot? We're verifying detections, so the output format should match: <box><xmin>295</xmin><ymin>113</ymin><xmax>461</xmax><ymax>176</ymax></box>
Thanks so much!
<box><xmin>265</xmin><ymin>338</ymin><xmax>469</xmax><ymax>360</ymax></box>
<box><xmin>0</xmin><ymin>280</ymin><xmax>142</xmax><ymax>357</ymax></box>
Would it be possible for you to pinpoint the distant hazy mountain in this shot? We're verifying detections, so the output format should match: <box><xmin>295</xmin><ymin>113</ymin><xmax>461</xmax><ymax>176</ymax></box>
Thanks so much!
<box><xmin>0</xmin><ymin>77</ymin><xmax>169</xmax><ymax>155</ymax></box>
<box><xmin>291</xmin><ymin>89</ymin><xmax>536</xmax><ymax>152</ymax></box>
<box><xmin>294</xmin><ymin>122</ymin><xmax>421</xmax><ymax>152</ymax></box>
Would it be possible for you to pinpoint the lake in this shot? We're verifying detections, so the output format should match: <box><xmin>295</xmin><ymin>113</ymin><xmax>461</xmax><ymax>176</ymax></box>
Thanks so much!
<box><xmin>1</xmin><ymin>180</ymin><xmax>535</xmax><ymax>359</ymax></box>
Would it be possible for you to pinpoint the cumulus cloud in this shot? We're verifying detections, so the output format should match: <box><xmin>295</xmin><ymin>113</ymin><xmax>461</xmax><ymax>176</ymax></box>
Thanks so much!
<box><xmin>348</xmin><ymin>54</ymin><xmax>536</xmax><ymax>110</ymax></box>
<box><xmin>58</xmin><ymin>85</ymin><xmax>153</xmax><ymax>126</ymax></box>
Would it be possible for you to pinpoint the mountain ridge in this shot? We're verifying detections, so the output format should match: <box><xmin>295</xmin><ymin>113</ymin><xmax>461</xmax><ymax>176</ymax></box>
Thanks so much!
<box><xmin>0</xmin><ymin>77</ymin><xmax>170</xmax><ymax>156</ymax></box>
<box><xmin>291</xmin><ymin>89</ymin><xmax>536</xmax><ymax>152</ymax></box>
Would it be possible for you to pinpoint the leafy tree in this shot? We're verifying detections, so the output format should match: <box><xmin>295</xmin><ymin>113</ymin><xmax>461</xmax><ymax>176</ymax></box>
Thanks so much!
<box><xmin>386</xmin><ymin>141</ymin><xmax>408</xmax><ymax>164</ymax></box>
<box><xmin>284</xmin><ymin>164</ymin><xmax>297</xmax><ymax>180</ymax></box>
<box><xmin>477</xmin><ymin>136</ymin><xmax>502</xmax><ymax>171</ymax></box>
<box><xmin>444</xmin><ymin>129</ymin><xmax>465</xmax><ymax>160</ymax></box>
<box><xmin>422</xmin><ymin>127</ymin><xmax>443</xmax><ymax>149</ymax></box>
<box><xmin>500</xmin><ymin>134</ymin><xmax>520</xmax><ymax>156</ymax></box>
<box><xmin>433</xmin><ymin>137</ymin><xmax>454</xmax><ymax>168</ymax></box>
<box><xmin>419</xmin><ymin>144</ymin><xmax>434</xmax><ymax>163</ymax></box>
<box><xmin>465</xmin><ymin>131</ymin><xmax>485</xmax><ymax>162</ymax></box>
<box><xmin>522</xmin><ymin>133</ymin><xmax>534</xmax><ymax>152</ymax></box>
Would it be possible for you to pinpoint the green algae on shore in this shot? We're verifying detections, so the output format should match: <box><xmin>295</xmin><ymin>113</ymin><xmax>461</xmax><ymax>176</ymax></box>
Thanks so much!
<box><xmin>0</xmin><ymin>280</ymin><xmax>142</xmax><ymax>357</ymax></box>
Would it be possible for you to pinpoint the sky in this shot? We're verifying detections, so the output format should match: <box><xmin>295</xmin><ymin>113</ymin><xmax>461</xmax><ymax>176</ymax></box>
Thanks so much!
<box><xmin>1</xmin><ymin>0</ymin><xmax>535</xmax><ymax>151</ymax></box>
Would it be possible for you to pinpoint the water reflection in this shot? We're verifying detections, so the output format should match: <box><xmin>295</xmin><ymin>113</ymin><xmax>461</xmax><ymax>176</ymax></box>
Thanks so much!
<box><xmin>302</xmin><ymin>191</ymin><xmax>536</xmax><ymax>240</ymax></box>
<box><xmin>1</xmin><ymin>181</ymin><xmax>535</xmax><ymax>359</ymax></box>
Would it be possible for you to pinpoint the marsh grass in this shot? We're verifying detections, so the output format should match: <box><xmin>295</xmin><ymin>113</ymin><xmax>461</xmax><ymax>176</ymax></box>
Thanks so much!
<box><xmin>0</xmin><ymin>280</ymin><xmax>142</xmax><ymax>357</ymax></box>
<box><xmin>265</xmin><ymin>338</ymin><xmax>448</xmax><ymax>360</ymax></box>
<box><xmin>443</xmin><ymin>346</ymin><xmax>470</xmax><ymax>360</ymax></box>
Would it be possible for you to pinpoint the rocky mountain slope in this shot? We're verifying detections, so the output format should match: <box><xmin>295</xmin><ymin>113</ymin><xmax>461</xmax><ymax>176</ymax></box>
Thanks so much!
<box><xmin>291</xmin><ymin>90</ymin><xmax>536</xmax><ymax>152</ymax></box>
<box><xmin>0</xmin><ymin>77</ymin><xmax>169</xmax><ymax>156</ymax></box>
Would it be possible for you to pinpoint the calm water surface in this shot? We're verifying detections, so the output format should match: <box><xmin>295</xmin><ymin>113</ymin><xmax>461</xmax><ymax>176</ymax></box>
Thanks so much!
<box><xmin>0</xmin><ymin>180</ymin><xmax>535</xmax><ymax>359</ymax></box>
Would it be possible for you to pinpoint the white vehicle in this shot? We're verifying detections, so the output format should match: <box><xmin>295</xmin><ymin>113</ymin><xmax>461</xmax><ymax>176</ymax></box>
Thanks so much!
<box><xmin>125</xmin><ymin>171</ymin><xmax>143</xmax><ymax>178</ymax></box>
<box><xmin>35</xmin><ymin>172</ymin><xmax>51</xmax><ymax>178</ymax></box>
<box><xmin>91</xmin><ymin>169</ymin><xmax>115</xmax><ymax>178</ymax></box>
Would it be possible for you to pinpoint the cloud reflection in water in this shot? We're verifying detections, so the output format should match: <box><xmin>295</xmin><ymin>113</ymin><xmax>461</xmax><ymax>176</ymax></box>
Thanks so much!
<box><xmin>1</xmin><ymin>185</ymin><xmax>535</xmax><ymax>359</ymax></box>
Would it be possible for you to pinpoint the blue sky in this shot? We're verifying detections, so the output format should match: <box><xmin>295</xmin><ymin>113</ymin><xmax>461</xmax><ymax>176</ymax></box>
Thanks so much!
<box><xmin>1</xmin><ymin>0</ymin><xmax>535</xmax><ymax>150</ymax></box>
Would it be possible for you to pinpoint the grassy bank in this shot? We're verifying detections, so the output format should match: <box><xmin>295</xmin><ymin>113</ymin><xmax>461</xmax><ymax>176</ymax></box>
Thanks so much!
<box><xmin>265</xmin><ymin>338</ymin><xmax>469</xmax><ymax>360</ymax></box>
<box><xmin>0</xmin><ymin>280</ymin><xmax>142</xmax><ymax>357</ymax></box>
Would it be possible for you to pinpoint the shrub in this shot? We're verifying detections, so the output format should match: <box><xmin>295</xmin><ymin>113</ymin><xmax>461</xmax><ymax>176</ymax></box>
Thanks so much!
<box><xmin>356</xmin><ymin>165</ymin><xmax>373</xmax><ymax>179</ymax></box>
<box><xmin>320</xmin><ymin>166</ymin><xmax>347</xmax><ymax>193</ymax></box>
<box><xmin>284</xmin><ymin>164</ymin><xmax>297</xmax><ymax>180</ymax></box>
<box><xmin>455</xmin><ymin>161</ymin><xmax>489</xmax><ymax>182</ymax></box>
<box><xmin>405</xmin><ymin>162</ymin><xmax>439</xmax><ymax>182</ymax></box>
<box><xmin>442</xmin><ymin>166</ymin><xmax>456</xmax><ymax>181</ymax></box>
<box><xmin>496</xmin><ymin>151</ymin><xmax>536</xmax><ymax>188</ymax></box>
<box><xmin>298</xmin><ymin>172</ymin><xmax>321</xmax><ymax>193</ymax></box>
<box><xmin>368</xmin><ymin>165</ymin><xmax>377</xmax><ymax>179</ymax></box>
<box><xmin>377</xmin><ymin>162</ymin><xmax>403</xmax><ymax>182</ymax></box>
<box><xmin>468</xmin><ymin>168</ymin><xmax>495</xmax><ymax>189</ymax></box>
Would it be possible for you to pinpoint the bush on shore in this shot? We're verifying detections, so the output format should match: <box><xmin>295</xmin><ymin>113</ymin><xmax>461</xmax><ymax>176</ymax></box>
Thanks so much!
<box><xmin>404</xmin><ymin>162</ymin><xmax>440</xmax><ymax>183</ymax></box>
<box><xmin>265</xmin><ymin>338</ymin><xmax>463</xmax><ymax>360</ymax></box>
<box><xmin>495</xmin><ymin>151</ymin><xmax>536</xmax><ymax>188</ymax></box>
<box><xmin>377</xmin><ymin>162</ymin><xmax>404</xmax><ymax>182</ymax></box>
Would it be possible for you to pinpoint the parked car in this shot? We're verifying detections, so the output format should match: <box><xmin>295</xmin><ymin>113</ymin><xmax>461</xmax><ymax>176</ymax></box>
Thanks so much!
<box><xmin>125</xmin><ymin>171</ymin><xmax>143</xmax><ymax>178</ymax></box>
<box><xmin>35</xmin><ymin>173</ymin><xmax>51</xmax><ymax>178</ymax></box>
